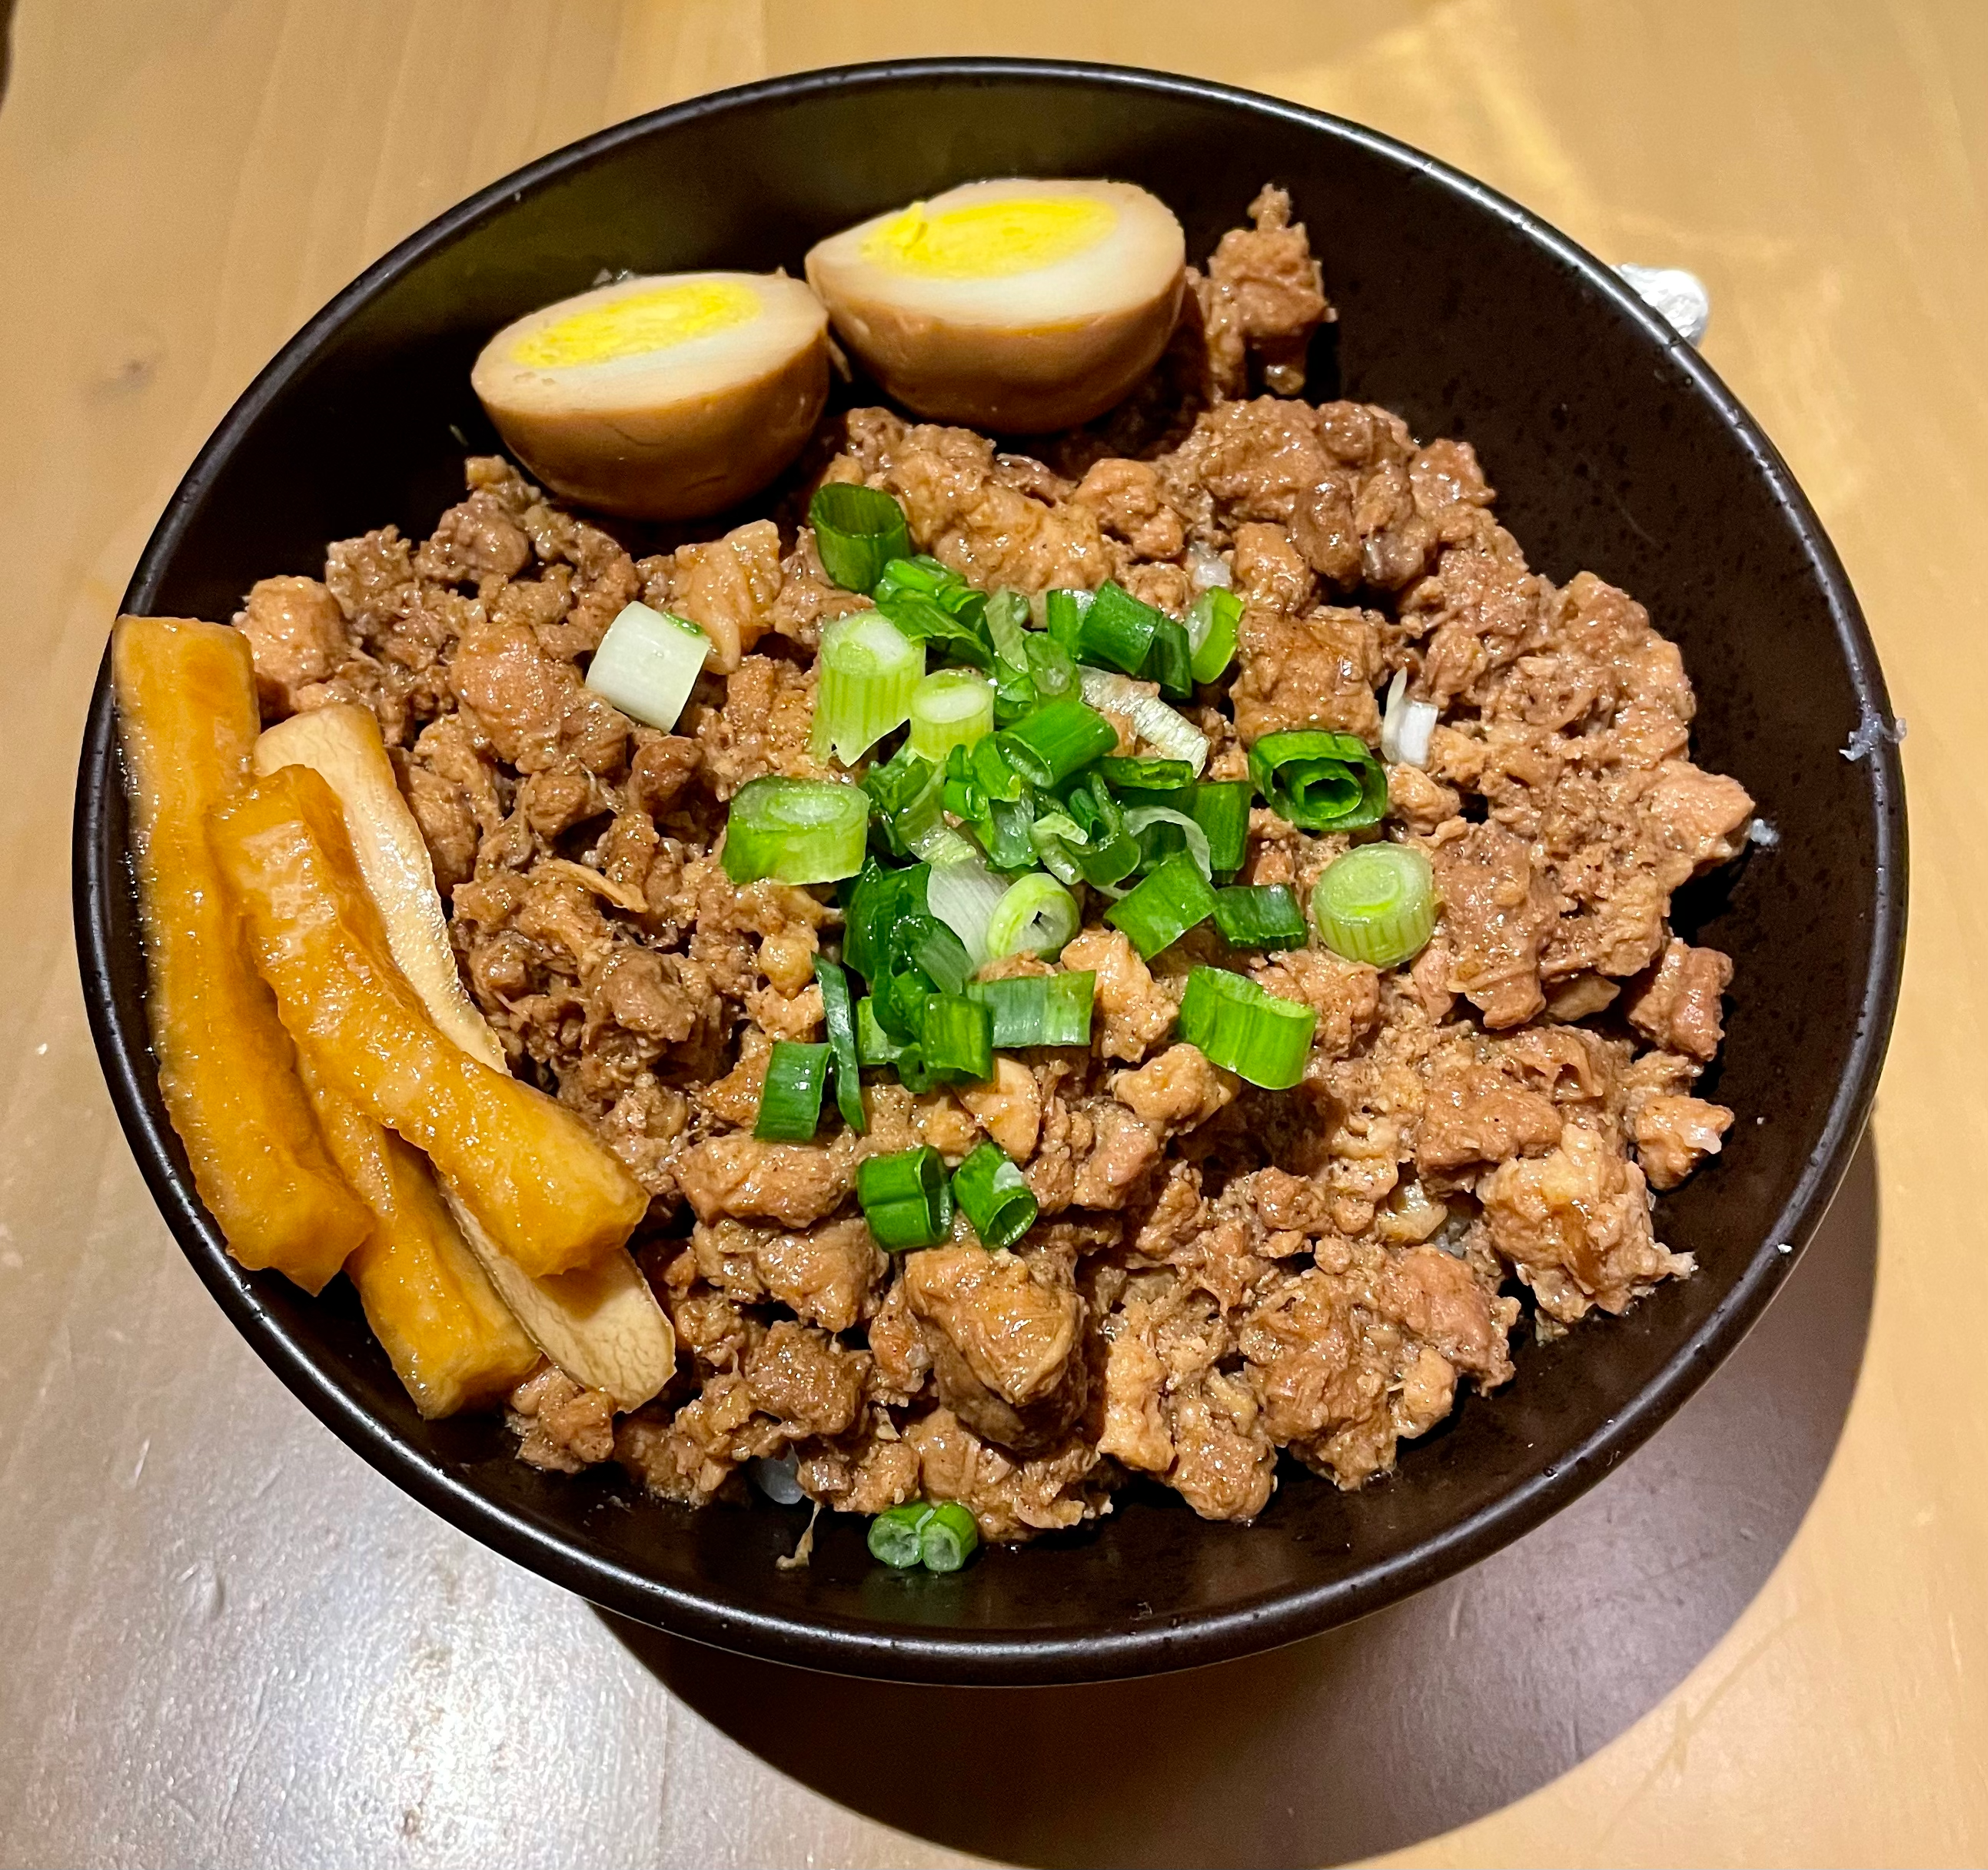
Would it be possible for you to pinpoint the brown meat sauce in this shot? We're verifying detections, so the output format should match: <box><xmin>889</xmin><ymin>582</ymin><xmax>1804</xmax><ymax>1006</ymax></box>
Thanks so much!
<box><xmin>233</xmin><ymin>187</ymin><xmax>1750</xmax><ymax>1539</ymax></box>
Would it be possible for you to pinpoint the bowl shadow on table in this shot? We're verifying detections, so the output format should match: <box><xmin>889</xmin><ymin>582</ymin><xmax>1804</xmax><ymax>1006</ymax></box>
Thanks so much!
<box><xmin>604</xmin><ymin>1132</ymin><xmax>1877</xmax><ymax>1869</ymax></box>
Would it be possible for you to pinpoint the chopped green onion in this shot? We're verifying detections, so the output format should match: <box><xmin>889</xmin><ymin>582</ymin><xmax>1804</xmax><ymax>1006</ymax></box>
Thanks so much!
<box><xmin>1105</xmin><ymin>852</ymin><xmax>1217</xmax><ymax>958</ymax></box>
<box><xmin>917</xmin><ymin>993</ymin><xmax>994</xmax><ymax>1082</ymax></box>
<box><xmin>808</xmin><ymin>484</ymin><xmax>911</xmax><ymax>593</ymax></box>
<box><xmin>1187</xmin><ymin>587</ymin><xmax>1242</xmax><ymax>683</ymax></box>
<box><xmin>1212</xmin><ymin>883</ymin><xmax>1308</xmax><ymax>951</ymax></box>
<box><xmin>909</xmin><ymin>819</ymin><xmax>979</xmax><ymax>867</ymax></box>
<box><xmin>919</xmin><ymin>1500</ymin><xmax>981</xmax><ymax>1573</ymax></box>
<box><xmin>868</xmin><ymin>1501</ymin><xmax>932</xmax><ymax>1567</ymax></box>
<box><xmin>1072</xmin><ymin>580</ymin><xmax>1162</xmax><ymax>675</ymax></box>
<box><xmin>909</xmin><ymin>669</ymin><xmax>996</xmax><ymax>762</ymax></box>
<box><xmin>1311</xmin><ymin>842</ymin><xmax>1437</xmax><ymax>967</ymax></box>
<box><xmin>903</xmin><ymin>915</ymin><xmax>972</xmax><ymax>997</ymax></box>
<box><xmin>1122</xmin><ymin>805</ymin><xmax>1212</xmax><ymax>882</ymax></box>
<box><xmin>1077</xmin><ymin>834</ymin><xmax>1142</xmax><ymax>890</ymax></box>
<box><xmin>1175</xmin><ymin>966</ymin><xmax>1317</xmax><ymax>1090</ymax></box>
<box><xmin>811</xmin><ymin>611</ymin><xmax>923</xmax><ymax>765</ymax></box>
<box><xmin>873</xmin><ymin>557</ymin><xmax>992</xmax><ymax>670</ymax></box>
<box><xmin>984</xmin><ymin>874</ymin><xmax>1080</xmax><ymax>958</ymax></box>
<box><xmin>861</xmin><ymin>742</ymin><xmax>942</xmax><ymax>860</ymax></box>
<box><xmin>1028</xmin><ymin>812</ymin><xmax>1085</xmax><ymax>885</ymax></box>
<box><xmin>927</xmin><ymin>856</ymin><xmax>1010</xmax><ymax>967</ymax></box>
<box><xmin>1140</xmin><ymin>616</ymin><xmax>1193</xmax><ymax>700</ymax></box>
<box><xmin>985</xmin><ymin>590</ymin><xmax>1031</xmax><ymax>668</ymax></box>
<box><xmin>996</xmin><ymin>697</ymin><xmax>1119</xmax><ymax>789</ymax></box>
<box><xmin>966</xmin><ymin>971</ymin><xmax>1095</xmax><ymax>1048</ymax></box>
<box><xmin>1188</xmin><ymin>781</ymin><xmax>1252</xmax><ymax>875</ymax></box>
<box><xmin>584</xmin><ymin>602</ymin><xmax>711</xmax><ymax>732</ymax></box>
<box><xmin>843</xmin><ymin>860</ymin><xmax>930</xmax><ymax>986</ymax></box>
<box><xmin>813</xmin><ymin>955</ymin><xmax>866</xmax><ymax>1132</ymax></box>
<box><xmin>1248</xmin><ymin>730</ymin><xmax>1389</xmax><ymax>832</ymax></box>
<box><xmin>977</xmin><ymin>795</ymin><xmax>1039</xmax><ymax>872</ymax></box>
<box><xmin>1077</xmin><ymin>666</ymin><xmax>1209</xmax><ymax>772</ymax></box>
<box><xmin>855</xmin><ymin>996</ymin><xmax>905</xmax><ymax>1065</ymax></box>
<box><xmin>1042</xmin><ymin>587</ymin><xmax>1095</xmax><ymax>654</ymax></box>
<box><xmin>753</xmin><ymin>1041</ymin><xmax>829</xmax><ymax>1141</ymax></box>
<box><xmin>1023</xmin><ymin>632</ymin><xmax>1077</xmax><ymax>701</ymax></box>
<box><xmin>1100</xmin><ymin>756</ymin><xmax>1194</xmax><ymax>793</ymax></box>
<box><xmin>856</xmin><ymin>1145</ymin><xmax>954</xmax><ymax>1251</ymax></box>
<box><xmin>952</xmin><ymin>1141</ymin><xmax>1039</xmax><ymax>1251</ymax></box>
<box><xmin>969</xmin><ymin>735</ymin><xmax>1028</xmax><ymax>803</ymax></box>
<box><xmin>722</xmin><ymin>778</ymin><xmax>870</xmax><ymax>885</ymax></box>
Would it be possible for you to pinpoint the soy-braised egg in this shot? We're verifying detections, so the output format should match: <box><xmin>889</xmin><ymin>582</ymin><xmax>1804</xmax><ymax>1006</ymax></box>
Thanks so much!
<box><xmin>805</xmin><ymin>178</ymin><xmax>1186</xmax><ymax>433</ymax></box>
<box><xmin>470</xmin><ymin>271</ymin><xmax>829</xmax><ymax>520</ymax></box>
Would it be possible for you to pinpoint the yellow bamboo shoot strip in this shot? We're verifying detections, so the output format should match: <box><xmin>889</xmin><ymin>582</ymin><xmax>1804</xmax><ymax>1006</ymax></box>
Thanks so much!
<box><xmin>302</xmin><ymin>1062</ymin><xmax>539</xmax><ymax>1417</ymax></box>
<box><xmin>253</xmin><ymin>705</ymin><xmax>505</xmax><ymax>1070</ymax></box>
<box><xmin>209</xmin><ymin>765</ymin><xmax>647</xmax><ymax>1279</ymax></box>
<box><xmin>112</xmin><ymin>616</ymin><xmax>371</xmax><ymax>1292</ymax></box>
<box><xmin>255</xmin><ymin>706</ymin><xmax>673</xmax><ymax>1407</ymax></box>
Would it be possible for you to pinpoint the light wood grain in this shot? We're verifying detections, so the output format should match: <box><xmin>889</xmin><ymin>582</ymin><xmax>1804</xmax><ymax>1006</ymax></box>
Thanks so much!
<box><xmin>1</xmin><ymin>2</ymin><xmax>1983</xmax><ymax>1865</ymax></box>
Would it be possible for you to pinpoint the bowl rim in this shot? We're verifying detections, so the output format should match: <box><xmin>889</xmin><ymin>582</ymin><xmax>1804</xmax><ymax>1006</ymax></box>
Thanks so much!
<box><xmin>71</xmin><ymin>55</ymin><xmax>1907</xmax><ymax>1685</ymax></box>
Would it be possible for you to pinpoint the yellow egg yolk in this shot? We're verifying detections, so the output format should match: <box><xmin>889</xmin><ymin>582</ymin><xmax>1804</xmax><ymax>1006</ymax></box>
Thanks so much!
<box><xmin>512</xmin><ymin>279</ymin><xmax>762</xmax><ymax>370</ymax></box>
<box><xmin>862</xmin><ymin>196</ymin><xmax>1117</xmax><ymax>279</ymax></box>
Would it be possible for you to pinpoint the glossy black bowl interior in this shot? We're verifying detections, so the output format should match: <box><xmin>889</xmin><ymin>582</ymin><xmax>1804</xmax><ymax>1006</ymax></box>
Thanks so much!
<box><xmin>73</xmin><ymin>60</ymin><xmax>1904</xmax><ymax>1685</ymax></box>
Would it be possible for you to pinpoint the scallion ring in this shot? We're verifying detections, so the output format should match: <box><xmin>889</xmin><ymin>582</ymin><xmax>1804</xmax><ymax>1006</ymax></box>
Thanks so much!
<box><xmin>811</xmin><ymin>610</ymin><xmax>924</xmax><ymax>766</ymax></box>
<box><xmin>583</xmin><ymin>601</ymin><xmax>711</xmax><ymax>732</ymax></box>
<box><xmin>909</xmin><ymin>669</ymin><xmax>996</xmax><ymax>763</ymax></box>
<box><xmin>1104</xmin><ymin>851</ymin><xmax>1217</xmax><ymax>958</ymax></box>
<box><xmin>1186</xmin><ymin>586</ymin><xmax>1242</xmax><ymax>684</ymax></box>
<box><xmin>721</xmin><ymin>777</ymin><xmax>870</xmax><ymax>885</ymax></box>
<box><xmin>952</xmin><ymin>1141</ymin><xmax>1039</xmax><ymax>1251</ymax></box>
<box><xmin>984</xmin><ymin>873</ymin><xmax>1080</xmax><ymax>959</ymax></box>
<box><xmin>856</xmin><ymin>1144</ymin><xmax>955</xmax><ymax>1251</ymax></box>
<box><xmin>1175</xmin><ymin>966</ymin><xmax>1317</xmax><ymax>1090</ymax></box>
<box><xmin>965</xmin><ymin>972</ymin><xmax>1095</xmax><ymax>1048</ymax></box>
<box><xmin>813</xmin><ymin>955</ymin><xmax>866</xmax><ymax>1132</ymax></box>
<box><xmin>918</xmin><ymin>1500</ymin><xmax>982</xmax><ymax>1573</ymax></box>
<box><xmin>1311</xmin><ymin>842</ymin><xmax>1437</xmax><ymax>968</ymax></box>
<box><xmin>752</xmin><ymin>1041</ymin><xmax>829</xmax><ymax>1141</ymax></box>
<box><xmin>1247</xmin><ymin>729</ymin><xmax>1388</xmax><ymax>832</ymax></box>
<box><xmin>808</xmin><ymin>483</ymin><xmax>911</xmax><ymax>594</ymax></box>
<box><xmin>1211</xmin><ymin>882</ymin><xmax>1308</xmax><ymax>952</ymax></box>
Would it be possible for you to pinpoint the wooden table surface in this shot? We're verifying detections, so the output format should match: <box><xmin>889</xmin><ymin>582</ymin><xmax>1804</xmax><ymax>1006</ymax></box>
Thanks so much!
<box><xmin>2</xmin><ymin>2</ymin><xmax>1983</xmax><ymax>1865</ymax></box>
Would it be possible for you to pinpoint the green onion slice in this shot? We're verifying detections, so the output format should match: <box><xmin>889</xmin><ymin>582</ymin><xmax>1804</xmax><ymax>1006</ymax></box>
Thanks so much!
<box><xmin>909</xmin><ymin>668</ymin><xmax>996</xmax><ymax>762</ymax></box>
<box><xmin>966</xmin><ymin>971</ymin><xmax>1095</xmax><ymax>1048</ymax></box>
<box><xmin>1175</xmin><ymin>966</ymin><xmax>1317</xmax><ymax>1090</ymax></box>
<box><xmin>856</xmin><ymin>1145</ymin><xmax>955</xmax><ymax>1251</ymax></box>
<box><xmin>1248</xmin><ymin>730</ymin><xmax>1389</xmax><ymax>832</ymax></box>
<box><xmin>1076</xmin><ymin>666</ymin><xmax>1209</xmax><ymax>772</ymax></box>
<box><xmin>995</xmin><ymin>696</ymin><xmax>1119</xmax><ymax>789</ymax></box>
<box><xmin>1311</xmin><ymin>842</ymin><xmax>1437</xmax><ymax>967</ymax></box>
<box><xmin>926</xmin><ymin>855</ymin><xmax>1010</xmax><ymax>967</ymax></box>
<box><xmin>1042</xmin><ymin>587</ymin><xmax>1095</xmax><ymax>654</ymax></box>
<box><xmin>918</xmin><ymin>993</ymin><xmax>994</xmax><ymax>1082</ymax></box>
<box><xmin>722</xmin><ymin>778</ymin><xmax>870</xmax><ymax>885</ymax></box>
<box><xmin>1121</xmin><ymin>806</ymin><xmax>1212</xmax><ymax>884</ymax></box>
<box><xmin>985</xmin><ymin>589</ymin><xmax>1031</xmax><ymax>668</ymax></box>
<box><xmin>984</xmin><ymin>873</ymin><xmax>1080</xmax><ymax>958</ymax></box>
<box><xmin>811</xmin><ymin>610</ymin><xmax>924</xmax><ymax>766</ymax></box>
<box><xmin>1140</xmin><ymin>615</ymin><xmax>1194</xmax><ymax>701</ymax></box>
<box><xmin>1072</xmin><ymin>581</ymin><xmax>1163</xmax><ymax>675</ymax></box>
<box><xmin>1212</xmin><ymin>883</ymin><xmax>1308</xmax><ymax>951</ymax></box>
<box><xmin>867</xmin><ymin>1501</ymin><xmax>933</xmax><ymax>1568</ymax></box>
<box><xmin>808</xmin><ymin>484</ymin><xmax>911</xmax><ymax>594</ymax></box>
<box><xmin>813</xmin><ymin>955</ymin><xmax>866</xmax><ymax>1133</ymax></box>
<box><xmin>843</xmin><ymin>860</ymin><xmax>931</xmax><ymax>986</ymax></box>
<box><xmin>1186</xmin><ymin>587</ymin><xmax>1242</xmax><ymax>684</ymax></box>
<box><xmin>918</xmin><ymin>1500</ymin><xmax>981</xmax><ymax>1573</ymax></box>
<box><xmin>1188</xmin><ymin>781</ymin><xmax>1252</xmax><ymax>875</ymax></box>
<box><xmin>873</xmin><ymin>557</ymin><xmax>992</xmax><ymax>671</ymax></box>
<box><xmin>905</xmin><ymin>915</ymin><xmax>972</xmax><ymax>997</ymax></box>
<box><xmin>1105</xmin><ymin>851</ymin><xmax>1218</xmax><ymax>958</ymax></box>
<box><xmin>1100</xmin><ymin>756</ymin><xmax>1194</xmax><ymax>793</ymax></box>
<box><xmin>1023</xmin><ymin>632</ymin><xmax>1077</xmax><ymax>701</ymax></box>
<box><xmin>855</xmin><ymin>996</ymin><xmax>905</xmax><ymax>1065</ymax></box>
<box><xmin>952</xmin><ymin>1141</ymin><xmax>1039</xmax><ymax>1251</ymax></box>
<box><xmin>583</xmin><ymin>601</ymin><xmax>711</xmax><ymax>732</ymax></box>
<box><xmin>753</xmin><ymin>1041</ymin><xmax>829</xmax><ymax>1141</ymax></box>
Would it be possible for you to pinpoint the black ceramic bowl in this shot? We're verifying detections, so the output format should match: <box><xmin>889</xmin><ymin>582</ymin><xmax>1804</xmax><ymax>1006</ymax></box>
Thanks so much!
<box><xmin>74</xmin><ymin>59</ymin><xmax>1904</xmax><ymax>1685</ymax></box>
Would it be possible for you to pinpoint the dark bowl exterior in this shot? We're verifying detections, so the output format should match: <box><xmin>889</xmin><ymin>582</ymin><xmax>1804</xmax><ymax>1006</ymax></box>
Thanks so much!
<box><xmin>73</xmin><ymin>59</ymin><xmax>1905</xmax><ymax>1685</ymax></box>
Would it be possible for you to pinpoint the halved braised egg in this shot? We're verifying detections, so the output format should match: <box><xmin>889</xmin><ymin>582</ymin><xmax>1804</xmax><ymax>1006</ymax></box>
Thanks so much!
<box><xmin>806</xmin><ymin>178</ymin><xmax>1186</xmax><ymax>433</ymax></box>
<box><xmin>471</xmin><ymin>272</ymin><xmax>829</xmax><ymax>520</ymax></box>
